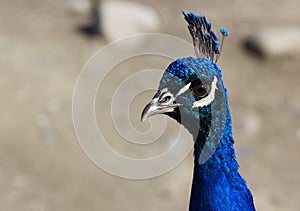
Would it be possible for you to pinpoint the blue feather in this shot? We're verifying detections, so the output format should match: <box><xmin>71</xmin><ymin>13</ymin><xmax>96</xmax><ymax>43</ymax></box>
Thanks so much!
<box><xmin>220</xmin><ymin>28</ymin><xmax>229</xmax><ymax>37</ymax></box>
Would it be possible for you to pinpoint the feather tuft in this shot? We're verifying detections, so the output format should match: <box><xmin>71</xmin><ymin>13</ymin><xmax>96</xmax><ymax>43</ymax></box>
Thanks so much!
<box><xmin>182</xmin><ymin>11</ymin><xmax>228</xmax><ymax>63</ymax></box>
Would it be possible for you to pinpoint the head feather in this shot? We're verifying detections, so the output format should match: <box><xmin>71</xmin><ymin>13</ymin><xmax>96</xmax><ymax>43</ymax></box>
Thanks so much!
<box><xmin>182</xmin><ymin>11</ymin><xmax>228</xmax><ymax>63</ymax></box>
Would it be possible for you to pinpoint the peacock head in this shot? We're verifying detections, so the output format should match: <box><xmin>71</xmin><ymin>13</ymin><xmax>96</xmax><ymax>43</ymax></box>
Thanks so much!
<box><xmin>141</xmin><ymin>57</ymin><xmax>227</xmax><ymax>137</ymax></box>
<box><xmin>141</xmin><ymin>12</ymin><xmax>229</xmax><ymax>142</ymax></box>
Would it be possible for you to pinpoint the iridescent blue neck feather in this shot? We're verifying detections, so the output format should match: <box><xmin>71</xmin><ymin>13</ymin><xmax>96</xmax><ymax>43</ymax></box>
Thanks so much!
<box><xmin>159</xmin><ymin>57</ymin><xmax>255</xmax><ymax>211</ymax></box>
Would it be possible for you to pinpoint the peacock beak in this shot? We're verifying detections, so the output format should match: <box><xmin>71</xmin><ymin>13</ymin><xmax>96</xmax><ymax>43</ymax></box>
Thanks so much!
<box><xmin>141</xmin><ymin>102</ymin><xmax>159</xmax><ymax>122</ymax></box>
<box><xmin>141</xmin><ymin>92</ymin><xmax>181</xmax><ymax>122</ymax></box>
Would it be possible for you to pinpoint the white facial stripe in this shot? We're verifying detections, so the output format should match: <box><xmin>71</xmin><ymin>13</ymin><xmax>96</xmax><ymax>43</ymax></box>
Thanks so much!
<box><xmin>192</xmin><ymin>76</ymin><xmax>218</xmax><ymax>108</ymax></box>
<box><xmin>164</xmin><ymin>108</ymin><xmax>174</xmax><ymax>113</ymax></box>
<box><xmin>176</xmin><ymin>82</ymin><xmax>191</xmax><ymax>97</ymax></box>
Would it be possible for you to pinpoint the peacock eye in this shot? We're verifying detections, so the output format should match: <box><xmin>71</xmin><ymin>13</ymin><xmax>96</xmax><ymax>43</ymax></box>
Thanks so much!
<box><xmin>159</xmin><ymin>95</ymin><xmax>172</xmax><ymax>104</ymax></box>
<box><xmin>193</xmin><ymin>85</ymin><xmax>208</xmax><ymax>97</ymax></box>
<box><xmin>190</xmin><ymin>79</ymin><xmax>210</xmax><ymax>98</ymax></box>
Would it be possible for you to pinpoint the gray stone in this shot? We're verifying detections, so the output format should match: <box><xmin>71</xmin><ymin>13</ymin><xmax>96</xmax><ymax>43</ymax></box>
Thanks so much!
<box><xmin>65</xmin><ymin>0</ymin><xmax>160</xmax><ymax>41</ymax></box>
<box><xmin>65</xmin><ymin>0</ymin><xmax>90</xmax><ymax>15</ymax></box>
<box><xmin>243</xmin><ymin>27</ymin><xmax>300</xmax><ymax>58</ymax></box>
<box><xmin>102</xmin><ymin>1</ymin><xmax>160</xmax><ymax>42</ymax></box>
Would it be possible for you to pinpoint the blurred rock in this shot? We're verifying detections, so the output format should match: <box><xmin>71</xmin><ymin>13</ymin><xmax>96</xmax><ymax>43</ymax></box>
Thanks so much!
<box><xmin>66</xmin><ymin>0</ymin><xmax>160</xmax><ymax>41</ymax></box>
<box><xmin>243</xmin><ymin>27</ymin><xmax>300</xmax><ymax>59</ymax></box>
<box><xmin>102</xmin><ymin>1</ymin><xmax>160</xmax><ymax>41</ymax></box>
<box><xmin>65</xmin><ymin>0</ymin><xmax>90</xmax><ymax>16</ymax></box>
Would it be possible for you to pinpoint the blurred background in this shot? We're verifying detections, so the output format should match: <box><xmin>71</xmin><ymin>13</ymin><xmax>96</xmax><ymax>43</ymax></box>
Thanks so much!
<box><xmin>1</xmin><ymin>0</ymin><xmax>300</xmax><ymax>210</ymax></box>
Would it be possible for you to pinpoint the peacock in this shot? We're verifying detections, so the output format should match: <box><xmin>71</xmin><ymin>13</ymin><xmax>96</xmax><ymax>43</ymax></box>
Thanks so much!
<box><xmin>141</xmin><ymin>12</ymin><xmax>256</xmax><ymax>211</ymax></box>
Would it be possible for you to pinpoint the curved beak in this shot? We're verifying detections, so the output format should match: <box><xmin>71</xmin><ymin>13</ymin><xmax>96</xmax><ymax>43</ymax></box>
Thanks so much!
<box><xmin>140</xmin><ymin>92</ymin><xmax>181</xmax><ymax>122</ymax></box>
<box><xmin>141</xmin><ymin>101</ymin><xmax>163</xmax><ymax>122</ymax></box>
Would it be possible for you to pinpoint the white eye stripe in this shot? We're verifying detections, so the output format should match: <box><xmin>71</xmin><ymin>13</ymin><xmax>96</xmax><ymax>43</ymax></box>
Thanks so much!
<box><xmin>192</xmin><ymin>76</ymin><xmax>218</xmax><ymax>108</ymax></box>
<box><xmin>176</xmin><ymin>82</ymin><xmax>191</xmax><ymax>97</ymax></box>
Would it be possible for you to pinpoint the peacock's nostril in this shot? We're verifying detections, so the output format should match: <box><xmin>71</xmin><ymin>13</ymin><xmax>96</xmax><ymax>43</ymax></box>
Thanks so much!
<box><xmin>159</xmin><ymin>96</ymin><xmax>172</xmax><ymax>104</ymax></box>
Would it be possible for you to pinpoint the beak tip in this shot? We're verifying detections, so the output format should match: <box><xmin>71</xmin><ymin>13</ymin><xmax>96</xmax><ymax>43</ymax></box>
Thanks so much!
<box><xmin>140</xmin><ymin>112</ymin><xmax>148</xmax><ymax>122</ymax></box>
<box><xmin>140</xmin><ymin>116</ymin><xmax>145</xmax><ymax>122</ymax></box>
<box><xmin>141</xmin><ymin>103</ymin><xmax>152</xmax><ymax>122</ymax></box>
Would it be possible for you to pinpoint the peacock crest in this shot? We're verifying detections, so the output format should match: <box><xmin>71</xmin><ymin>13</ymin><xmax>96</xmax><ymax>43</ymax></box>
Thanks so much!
<box><xmin>182</xmin><ymin>11</ymin><xmax>228</xmax><ymax>63</ymax></box>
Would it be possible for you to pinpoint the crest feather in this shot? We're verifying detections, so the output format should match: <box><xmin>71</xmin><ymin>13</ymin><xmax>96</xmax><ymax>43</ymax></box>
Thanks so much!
<box><xmin>182</xmin><ymin>11</ymin><xmax>228</xmax><ymax>63</ymax></box>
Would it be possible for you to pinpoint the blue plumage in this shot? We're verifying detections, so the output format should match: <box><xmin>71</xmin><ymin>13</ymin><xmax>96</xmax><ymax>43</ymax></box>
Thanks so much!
<box><xmin>141</xmin><ymin>12</ymin><xmax>255</xmax><ymax>211</ymax></box>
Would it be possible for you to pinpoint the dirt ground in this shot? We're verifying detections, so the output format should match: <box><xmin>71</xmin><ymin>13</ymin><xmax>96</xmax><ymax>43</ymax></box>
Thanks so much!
<box><xmin>0</xmin><ymin>0</ymin><xmax>299</xmax><ymax>210</ymax></box>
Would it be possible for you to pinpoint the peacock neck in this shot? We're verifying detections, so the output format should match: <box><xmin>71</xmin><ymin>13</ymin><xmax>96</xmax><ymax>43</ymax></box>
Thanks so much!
<box><xmin>188</xmin><ymin>110</ymin><xmax>256</xmax><ymax>211</ymax></box>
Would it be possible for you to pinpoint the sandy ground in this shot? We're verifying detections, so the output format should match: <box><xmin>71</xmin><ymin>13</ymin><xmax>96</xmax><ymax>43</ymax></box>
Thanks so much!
<box><xmin>0</xmin><ymin>0</ymin><xmax>300</xmax><ymax>210</ymax></box>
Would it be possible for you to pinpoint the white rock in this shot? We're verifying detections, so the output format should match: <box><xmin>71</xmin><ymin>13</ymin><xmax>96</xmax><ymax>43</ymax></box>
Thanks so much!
<box><xmin>65</xmin><ymin>0</ymin><xmax>161</xmax><ymax>42</ymax></box>
<box><xmin>244</xmin><ymin>27</ymin><xmax>300</xmax><ymax>58</ymax></box>
<box><xmin>65</xmin><ymin>0</ymin><xmax>90</xmax><ymax>15</ymax></box>
<box><xmin>102</xmin><ymin>1</ymin><xmax>160</xmax><ymax>42</ymax></box>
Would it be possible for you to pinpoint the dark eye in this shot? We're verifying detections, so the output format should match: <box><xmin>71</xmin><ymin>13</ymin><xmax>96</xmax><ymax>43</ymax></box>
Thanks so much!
<box><xmin>193</xmin><ymin>85</ymin><xmax>208</xmax><ymax>97</ymax></box>
<box><xmin>190</xmin><ymin>79</ymin><xmax>210</xmax><ymax>97</ymax></box>
<box><xmin>159</xmin><ymin>95</ymin><xmax>172</xmax><ymax>104</ymax></box>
